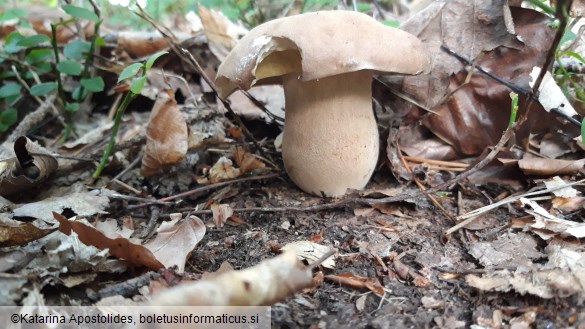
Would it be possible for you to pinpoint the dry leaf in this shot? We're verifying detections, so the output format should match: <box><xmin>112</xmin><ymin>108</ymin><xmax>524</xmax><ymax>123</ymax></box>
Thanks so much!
<box><xmin>53</xmin><ymin>212</ymin><xmax>163</xmax><ymax>270</ymax></box>
<box><xmin>210</xmin><ymin>203</ymin><xmax>233</xmax><ymax>228</ymax></box>
<box><xmin>141</xmin><ymin>90</ymin><xmax>188</xmax><ymax>176</ymax></box>
<box><xmin>0</xmin><ymin>136</ymin><xmax>58</xmax><ymax>196</ymax></box>
<box><xmin>13</xmin><ymin>189</ymin><xmax>111</xmax><ymax>224</ymax></box>
<box><xmin>280</xmin><ymin>241</ymin><xmax>336</xmax><ymax>269</ymax></box>
<box><xmin>232</xmin><ymin>146</ymin><xmax>265</xmax><ymax>173</ymax></box>
<box><xmin>0</xmin><ymin>218</ymin><xmax>56</xmax><ymax>247</ymax></box>
<box><xmin>205</xmin><ymin>156</ymin><xmax>241</xmax><ymax>183</ymax></box>
<box><xmin>198</xmin><ymin>5</ymin><xmax>247</xmax><ymax>61</ymax></box>
<box><xmin>144</xmin><ymin>215</ymin><xmax>206</xmax><ymax>273</ymax></box>
<box><xmin>325</xmin><ymin>273</ymin><xmax>384</xmax><ymax>295</ymax></box>
<box><xmin>519</xmin><ymin>198</ymin><xmax>585</xmax><ymax>239</ymax></box>
<box><xmin>543</xmin><ymin>176</ymin><xmax>579</xmax><ymax>198</ymax></box>
<box><xmin>518</xmin><ymin>158</ymin><xmax>585</xmax><ymax>176</ymax></box>
<box><xmin>151</xmin><ymin>250</ymin><xmax>313</xmax><ymax>306</ymax></box>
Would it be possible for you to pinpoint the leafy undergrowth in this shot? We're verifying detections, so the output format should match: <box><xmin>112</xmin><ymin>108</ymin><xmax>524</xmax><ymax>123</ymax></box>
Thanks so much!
<box><xmin>1</xmin><ymin>0</ymin><xmax>585</xmax><ymax>328</ymax></box>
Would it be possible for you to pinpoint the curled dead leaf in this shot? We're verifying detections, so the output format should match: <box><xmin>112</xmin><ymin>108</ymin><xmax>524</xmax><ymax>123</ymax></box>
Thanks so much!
<box><xmin>141</xmin><ymin>90</ymin><xmax>188</xmax><ymax>177</ymax></box>
<box><xmin>0</xmin><ymin>136</ymin><xmax>58</xmax><ymax>196</ymax></box>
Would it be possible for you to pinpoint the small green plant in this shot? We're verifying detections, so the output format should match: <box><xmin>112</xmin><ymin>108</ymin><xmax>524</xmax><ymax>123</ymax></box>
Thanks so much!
<box><xmin>92</xmin><ymin>50</ymin><xmax>168</xmax><ymax>179</ymax></box>
<box><xmin>0</xmin><ymin>3</ymin><xmax>105</xmax><ymax>140</ymax></box>
<box><xmin>508</xmin><ymin>92</ymin><xmax>519</xmax><ymax>130</ymax></box>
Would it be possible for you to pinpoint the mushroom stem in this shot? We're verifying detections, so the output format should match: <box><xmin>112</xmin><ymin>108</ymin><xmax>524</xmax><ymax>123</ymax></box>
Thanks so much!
<box><xmin>281</xmin><ymin>70</ymin><xmax>379</xmax><ymax>197</ymax></box>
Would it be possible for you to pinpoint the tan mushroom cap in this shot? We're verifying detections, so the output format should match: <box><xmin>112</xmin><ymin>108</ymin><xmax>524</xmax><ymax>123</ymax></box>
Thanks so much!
<box><xmin>215</xmin><ymin>10</ymin><xmax>430</xmax><ymax>99</ymax></box>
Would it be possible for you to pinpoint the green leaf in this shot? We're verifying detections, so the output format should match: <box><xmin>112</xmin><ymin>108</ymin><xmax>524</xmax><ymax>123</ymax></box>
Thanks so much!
<box><xmin>31</xmin><ymin>62</ymin><xmax>52</xmax><ymax>75</ymax></box>
<box><xmin>560</xmin><ymin>29</ymin><xmax>576</xmax><ymax>45</ymax></box>
<box><xmin>61</xmin><ymin>4</ymin><xmax>99</xmax><ymax>22</ymax></box>
<box><xmin>559</xmin><ymin>51</ymin><xmax>585</xmax><ymax>64</ymax></box>
<box><xmin>65</xmin><ymin>102</ymin><xmax>80</xmax><ymax>112</ymax></box>
<box><xmin>145</xmin><ymin>51</ymin><xmax>168</xmax><ymax>70</ymax></box>
<box><xmin>57</xmin><ymin>60</ymin><xmax>83</xmax><ymax>75</ymax></box>
<box><xmin>25</xmin><ymin>48</ymin><xmax>54</xmax><ymax>64</ymax></box>
<box><xmin>72</xmin><ymin>85</ymin><xmax>88</xmax><ymax>101</ymax></box>
<box><xmin>0</xmin><ymin>83</ymin><xmax>21</xmax><ymax>98</ymax></box>
<box><xmin>0</xmin><ymin>109</ymin><xmax>18</xmax><ymax>126</ymax></box>
<box><xmin>94</xmin><ymin>36</ymin><xmax>106</xmax><ymax>46</ymax></box>
<box><xmin>4</xmin><ymin>31</ymin><xmax>25</xmax><ymax>53</ymax></box>
<box><xmin>17</xmin><ymin>34</ymin><xmax>50</xmax><ymax>47</ymax></box>
<box><xmin>0</xmin><ymin>8</ymin><xmax>26</xmax><ymax>22</ymax></box>
<box><xmin>582</xmin><ymin>118</ymin><xmax>585</xmax><ymax>144</ymax></box>
<box><xmin>381</xmin><ymin>19</ymin><xmax>400</xmax><ymax>28</ymax></box>
<box><xmin>30</xmin><ymin>82</ymin><xmax>57</xmax><ymax>96</ymax></box>
<box><xmin>80</xmin><ymin>76</ymin><xmax>105</xmax><ymax>92</ymax></box>
<box><xmin>118</xmin><ymin>62</ymin><xmax>143</xmax><ymax>82</ymax></box>
<box><xmin>63</xmin><ymin>40</ymin><xmax>91</xmax><ymax>59</ymax></box>
<box><xmin>130</xmin><ymin>76</ymin><xmax>147</xmax><ymax>94</ymax></box>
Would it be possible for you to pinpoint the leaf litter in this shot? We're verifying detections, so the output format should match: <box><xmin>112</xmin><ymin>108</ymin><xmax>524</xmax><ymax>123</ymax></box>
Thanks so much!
<box><xmin>1</xmin><ymin>1</ymin><xmax>585</xmax><ymax>328</ymax></box>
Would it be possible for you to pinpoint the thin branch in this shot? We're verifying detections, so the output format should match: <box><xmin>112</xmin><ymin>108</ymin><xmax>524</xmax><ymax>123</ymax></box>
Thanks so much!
<box><xmin>127</xmin><ymin>172</ymin><xmax>285</xmax><ymax>209</ymax></box>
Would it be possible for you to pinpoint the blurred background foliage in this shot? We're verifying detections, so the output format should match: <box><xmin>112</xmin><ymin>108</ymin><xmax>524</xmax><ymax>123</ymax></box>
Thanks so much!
<box><xmin>1</xmin><ymin>0</ymin><xmax>397</xmax><ymax>30</ymax></box>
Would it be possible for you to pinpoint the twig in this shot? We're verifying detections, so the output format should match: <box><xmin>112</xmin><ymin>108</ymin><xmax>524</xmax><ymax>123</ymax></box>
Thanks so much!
<box><xmin>396</xmin><ymin>142</ymin><xmax>457</xmax><ymax>223</ymax></box>
<box><xmin>403</xmin><ymin>156</ymin><xmax>469</xmax><ymax>168</ymax></box>
<box><xmin>445</xmin><ymin>178</ymin><xmax>585</xmax><ymax>235</ymax></box>
<box><xmin>87</xmin><ymin>271</ymin><xmax>159</xmax><ymax>301</ymax></box>
<box><xmin>127</xmin><ymin>172</ymin><xmax>284</xmax><ymax>209</ymax></box>
<box><xmin>111</xmin><ymin>155</ymin><xmax>142</xmax><ymax>182</ymax></box>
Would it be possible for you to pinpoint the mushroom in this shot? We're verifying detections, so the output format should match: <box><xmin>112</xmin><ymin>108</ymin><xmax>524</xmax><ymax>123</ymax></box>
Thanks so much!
<box><xmin>215</xmin><ymin>11</ymin><xmax>429</xmax><ymax>197</ymax></box>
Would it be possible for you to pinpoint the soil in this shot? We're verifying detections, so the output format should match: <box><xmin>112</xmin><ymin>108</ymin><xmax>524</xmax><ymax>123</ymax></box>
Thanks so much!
<box><xmin>127</xmin><ymin>169</ymin><xmax>585</xmax><ymax>329</ymax></box>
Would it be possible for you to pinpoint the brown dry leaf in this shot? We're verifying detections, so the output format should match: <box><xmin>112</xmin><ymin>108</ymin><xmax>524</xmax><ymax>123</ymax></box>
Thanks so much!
<box><xmin>325</xmin><ymin>272</ymin><xmax>384</xmax><ymax>295</ymax></box>
<box><xmin>0</xmin><ymin>136</ymin><xmax>58</xmax><ymax>196</ymax></box>
<box><xmin>113</xmin><ymin>31</ymin><xmax>190</xmax><ymax>58</ymax></box>
<box><xmin>204</xmin><ymin>156</ymin><xmax>241</xmax><ymax>184</ymax></box>
<box><xmin>151</xmin><ymin>250</ymin><xmax>313</xmax><ymax>305</ymax></box>
<box><xmin>552</xmin><ymin>196</ymin><xmax>585</xmax><ymax>212</ymax></box>
<box><xmin>393</xmin><ymin>7</ymin><xmax>557</xmax><ymax>158</ymax></box>
<box><xmin>198</xmin><ymin>5</ymin><xmax>247</xmax><ymax>61</ymax></box>
<box><xmin>144</xmin><ymin>215</ymin><xmax>206</xmax><ymax>273</ymax></box>
<box><xmin>141</xmin><ymin>90</ymin><xmax>188</xmax><ymax>176</ymax></box>
<box><xmin>210</xmin><ymin>203</ymin><xmax>233</xmax><ymax>228</ymax></box>
<box><xmin>386</xmin><ymin>0</ymin><xmax>522</xmax><ymax>110</ymax></box>
<box><xmin>0</xmin><ymin>218</ymin><xmax>56</xmax><ymax>247</ymax></box>
<box><xmin>518</xmin><ymin>158</ymin><xmax>585</xmax><ymax>176</ymax></box>
<box><xmin>222</xmin><ymin>86</ymin><xmax>285</xmax><ymax>122</ymax></box>
<box><xmin>232</xmin><ymin>146</ymin><xmax>265</xmax><ymax>173</ymax></box>
<box><xmin>52</xmin><ymin>212</ymin><xmax>163</xmax><ymax>270</ymax></box>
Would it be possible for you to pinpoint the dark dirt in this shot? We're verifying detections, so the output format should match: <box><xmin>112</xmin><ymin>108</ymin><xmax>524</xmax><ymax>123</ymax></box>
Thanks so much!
<box><xmin>133</xmin><ymin>170</ymin><xmax>584</xmax><ymax>329</ymax></box>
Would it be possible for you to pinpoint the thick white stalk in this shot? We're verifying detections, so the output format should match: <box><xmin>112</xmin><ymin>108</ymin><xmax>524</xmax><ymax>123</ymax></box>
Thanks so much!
<box><xmin>281</xmin><ymin>71</ymin><xmax>379</xmax><ymax>197</ymax></box>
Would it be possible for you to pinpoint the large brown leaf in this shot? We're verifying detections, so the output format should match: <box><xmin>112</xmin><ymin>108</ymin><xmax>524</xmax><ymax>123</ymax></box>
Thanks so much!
<box><xmin>53</xmin><ymin>212</ymin><xmax>163</xmax><ymax>270</ymax></box>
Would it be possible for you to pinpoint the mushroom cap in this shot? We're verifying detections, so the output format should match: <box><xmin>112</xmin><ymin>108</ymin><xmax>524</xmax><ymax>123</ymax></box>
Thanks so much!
<box><xmin>215</xmin><ymin>10</ymin><xmax>430</xmax><ymax>99</ymax></box>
